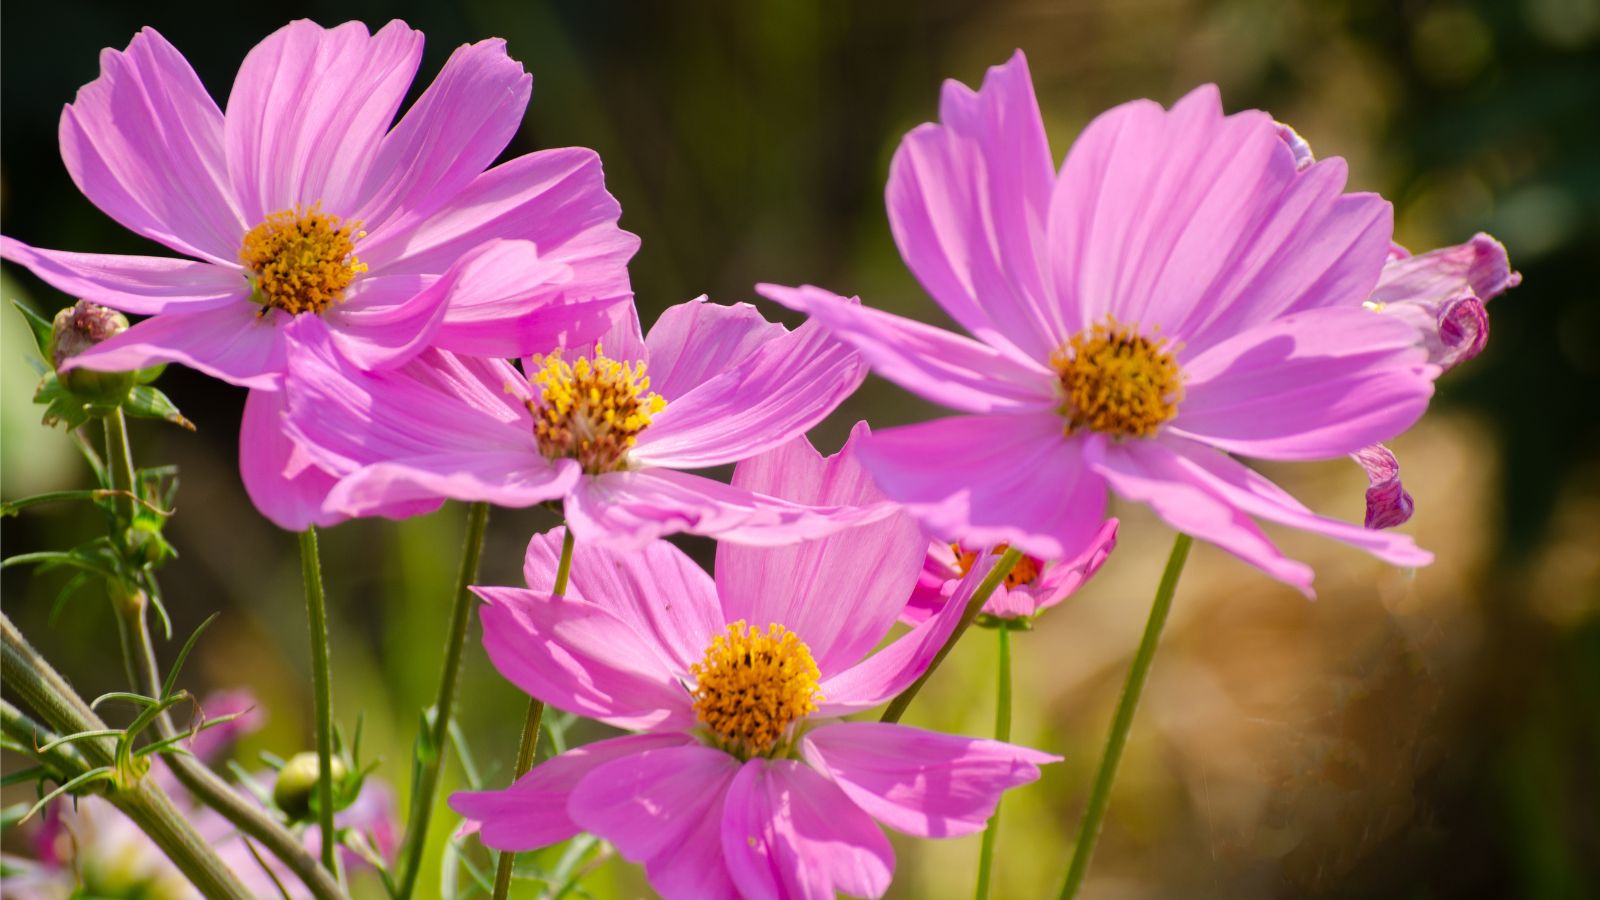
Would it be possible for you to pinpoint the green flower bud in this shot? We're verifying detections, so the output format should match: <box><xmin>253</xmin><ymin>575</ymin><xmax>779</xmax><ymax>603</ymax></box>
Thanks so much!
<box><xmin>49</xmin><ymin>300</ymin><xmax>136</xmax><ymax>404</ymax></box>
<box><xmin>273</xmin><ymin>751</ymin><xmax>348</xmax><ymax>822</ymax></box>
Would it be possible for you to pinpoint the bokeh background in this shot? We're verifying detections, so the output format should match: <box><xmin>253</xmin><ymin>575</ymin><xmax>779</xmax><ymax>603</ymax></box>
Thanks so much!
<box><xmin>3</xmin><ymin>0</ymin><xmax>1598</xmax><ymax>897</ymax></box>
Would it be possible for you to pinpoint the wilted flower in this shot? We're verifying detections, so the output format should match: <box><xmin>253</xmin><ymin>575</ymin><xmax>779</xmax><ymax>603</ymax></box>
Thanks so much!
<box><xmin>0</xmin><ymin>20</ymin><xmax>636</xmax><ymax>529</ymax></box>
<box><xmin>763</xmin><ymin>51</ymin><xmax>1444</xmax><ymax>594</ymax></box>
<box><xmin>451</xmin><ymin>427</ymin><xmax>1056</xmax><ymax>898</ymax></box>
<box><xmin>279</xmin><ymin>297</ymin><xmax>879</xmax><ymax>547</ymax></box>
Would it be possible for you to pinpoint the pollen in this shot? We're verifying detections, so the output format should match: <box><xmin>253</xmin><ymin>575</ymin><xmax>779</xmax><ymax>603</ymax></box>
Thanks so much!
<box><xmin>1051</xmin><ymin>317</ymin><xmax>1182</xmax><ymax>439</ymax></box>
<box><xmin>239</xmin><ymin>205</ymin><xmax>367</xmax><ymax>316</ymax></box>
<box><xmin>691</xmin><ymin>621</ymin><xmax>822</xmax><ymax>759</ymax></box>
<box><xmin>952</xmin><ymin>543</ymin><xmax>1043</xmax><ymax>589</ymax></box>
<box><xmin>526</xmin><ymin>345</ymin><xmax>666</xmax><ymax>474</ymax></box>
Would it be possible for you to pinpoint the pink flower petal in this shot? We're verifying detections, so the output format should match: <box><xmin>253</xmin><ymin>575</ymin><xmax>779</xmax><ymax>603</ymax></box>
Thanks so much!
<box><xmin>474</xmin><ymin>586</ymin><xmax>696</xmax><ymax>730</ymax></box>
<box><xmin>523</xmin><ymin>528</ymin><xmax>721</xmax><ymax>674</ymax></box>
<box><xmin>0</xmin><ymin>238</ymin><xmax>245</xmax><ymax>315</ymax></box>
<box><xmin>757</xmin><ymin>283</ymin><xmax>1055</xmax><ymax>414</ymax></box>
<box><xmin>57</xmin><ymin>27</ymin><xmax>244</xmax><ymax>263</ymax></box>
<box><xmin>857</xmin><ymin>413</ymin><xmax>1109</xmax><ymax>560</ymax></box>
<box><xmin>352</xmin><ymin>39</ymin><xmax>531</xmax><ymax>237</ymax></box>
<box><xmin>721</xmin><ymin>760</ymin><xmax>894</xmax><ymax>900</ymax></box>
<box><xmin>451</xmin><ymin>733</ymin><xmax>690</xmax><ymax>851</ymax></box>
<box><xmin>639</xmin><ymin>297</ymin><xmax>786</xmax><ymax>400</ymax></box>
<box><xmin>1046</xmin><ymin>85</ymin><xmax>1392</xmax><ymax>352</ymax></box>
<box><xmin>816</xmin><ymin>553</ymin><xmax>992</xmax><ymax>714</ymax></box>
<box><xmin>322</xmin><ymin>273</ymin><xmax>448</xmax><ymax>370</ymax></box>
<box><xmin>427</xmin><ymin>240</ymin><xmax>624</xmax><ymax>358</ymax></box>
<box><xmin>569</xmin><ymin>745</ymin><xmax>743</xmax><ymax>900</ymax></box>
<box><xmin>631</xmin><ymin>305</ymin><xmax>867</xmax><ymax>470</ymax></box>
<box><xmin>565</xmin><ymin>469</ymin><xmax>892</xmax><ymax>550</ymax></box>
<box><xmin>887</xmin><ymin>50</ymin><xmax>1064</xmax><ymax>362</ymax></box>
<box><xmin>63</xmin><ymin>302</ymin><xmax>285</xmax><ymax>389</ymax></box>
<box><xmin>1091</xmin><ymin>437</ymin><xmax>1315</xmax><ymax>595</ymax></box>
<box><xmin>325</xmin><ymin>453</ymin><xmax>577</xmax><ymax>517</ymax></box>
<box><xmin>1373</xmin><ymin>232</ymin><xmax>1520</xmax><ymax>306</ymax></box>
<box><xmin>1170</xmin><ymin>305</ymin><xmax>1437</xmax><ymax>460</ymax></box>
<box><xmin>239</xmin><ymin>388</ymin><xmax>345</xmax><ymax>531</ymax></box>
<box><xmin>800</xmin><ymin>722</ymin><xmax>1058</xmax><ymax>838</ymax></box>
<box><xmin>1352</xmin><ymin>444</ymin><xmax>1414</xmax><ymax>529</ymax></box>
<box><xmin>224</xmin><ymin>20</ymin><xmax>422</xmax><ymax>221</ymax></box>
<box><xmin>364</xmin><ymin>147</ymin><xmax>638</xmax><ymax>311</ymax></box>
<box><xmin>715</xmin><ymin>425</ymin><xmax>924</xmax><ymax>675</ymax></box>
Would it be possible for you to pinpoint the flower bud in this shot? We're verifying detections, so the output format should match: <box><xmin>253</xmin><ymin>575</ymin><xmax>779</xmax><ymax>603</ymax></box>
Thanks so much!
<box><xmin>273</xmin><ymin>751</ymin><xmax>348</xmax><ymax>821</ymax></box>
<box><xmin>49</xmin><ymin>300</ymin><xmax>135</xmax><ymax>403</ymax></box>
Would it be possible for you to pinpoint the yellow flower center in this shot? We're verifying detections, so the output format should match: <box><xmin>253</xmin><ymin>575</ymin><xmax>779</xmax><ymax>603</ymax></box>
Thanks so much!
<box><xmin>690</xmin><ymin>621</ymin><xmax>822</xmax><ymax>759</ymax></box>
<box><xmin>239</xmin><ymin>205</ymin><xmax>367</xmax><ymax>316</ymax></box>
<box><xmin>526</xmin><ymin>345</ymin><xmax>666</xmax><ymax>474</ymax></box>
<box><xmin>952</xmin><ymin>543</ymin><xmax>1043</xmax><ymax>589</ymax></box>
<box><xmin>1051</xmin><ymin>317</ymin><xmax>1182</xmax><ymax>438</ymax></box>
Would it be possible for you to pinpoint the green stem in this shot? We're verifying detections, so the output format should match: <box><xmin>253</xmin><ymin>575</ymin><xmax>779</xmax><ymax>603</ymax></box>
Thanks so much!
<box><xmin>397</xmin><ymin>501</ymin><xmax>491</xmax><ymax>899</ymax></box>
<box><xmin>974</xmin><ymin>626</ymin><xmax>1012</xmax><ymax>899</ymax></box>
<box><xmin>490</xmin><ymin>527</ymin><xmax>573</xmax><ymax>900</ymax></box>
<box><xmin>298</xmin><ymin>527</ymin><xmax>338</xmax><ymax>875</ymax></box>
<box><xmin>1057</xmin><ymin>532</ymin><xmax>1192</xmax><ymax>900</ymax></box>
<box><xmin>881</xmin><ymin>547</ymin><xmax>1024</xmax><ymax>724</ymax></box>
<box><xmin>112</xmin><ymin>588</ymin><xmax>344</xmax><ymax>899</ymax></box>
<box><xmin>1</xmin><ymin>620</ymin><xmax>253</xmax><ymax>899</ymax></box>
<box><xmin>103</xmin><ymin>408</ymin><xmax>137</xmax><ymax>527</ymax></box>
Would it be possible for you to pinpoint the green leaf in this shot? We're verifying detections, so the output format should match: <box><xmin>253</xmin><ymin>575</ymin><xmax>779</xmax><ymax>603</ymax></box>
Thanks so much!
<box><xmin>36</xmin><ymin>729</ymin><xmax>123</xmax><ymax>756</ymax></box>
<box><xmin>90</xmin><ymin>692</ymin><xmax>159</xmax><ymax>712</ymax></box>
<box><xmin>1</xmin><ymin>766</ymin><xmax>47</xmax><ymax>788</ymax></box>
<box><xmin>124</xmin><ymin>384</ymin><xmax>195</xmax><ymax>431</ymax></box>
<box><xmin>17</xmin><ymin>767</ymin><xmax>114</xmax><ymax>825</ymax></box>
<box><xmin>161</xmin><ymin>613</ymin><xmax>219</xmax><ymax>700</ymax></box>
<box><xmin>12</xmin><ymin>300</ymin><xmax>53</xmax><ymax>359</ymax></box>
<box><xmin>133</xmin><ymin>362</ymin><xmax>167</xmax><ymax>385</ymax></box>
<box><xmin>33</xmin><ymin>373</ymin><xmax>97</xmax><ymax>430</ymax></box>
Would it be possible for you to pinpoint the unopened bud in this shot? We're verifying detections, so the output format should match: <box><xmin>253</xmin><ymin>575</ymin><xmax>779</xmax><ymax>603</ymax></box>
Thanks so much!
<box><xmin>273</xmin><ymin>751</ymin><xmax>348</xmax><ymax>821</ymax></box>
<box><xmin>49</xmin><ymin>301</ymin><xmax>135</xmax><ymax>403</ymax></box>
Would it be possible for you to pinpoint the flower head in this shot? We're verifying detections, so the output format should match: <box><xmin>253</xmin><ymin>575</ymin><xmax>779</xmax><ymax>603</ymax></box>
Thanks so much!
<box><xmin>280</xmin><ymin>296</ymin><xmax>881</xmax><ymax>547</ymax></box>
<box><xmin>451</xmin><ymin>427</ymin><xmax>1057</xmax><ymax>899</ymax></box>
<box><xmin>0</xmin><ymin>21</ymin><xmax>638</xmax><ymax>529</ymax></box>
<box><xmin>762</xmin><ymin>51</ymin><xmax>1453</xmax><ymax>595</ymax></box>
<box><xmin>905</xmin><ymin>518</ymin><xmax>1119</xmax><ymax>625</ymax></box>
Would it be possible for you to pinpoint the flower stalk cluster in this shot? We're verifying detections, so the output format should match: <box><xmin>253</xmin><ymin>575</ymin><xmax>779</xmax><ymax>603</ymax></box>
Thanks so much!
<box><xmin>0</xmin><ymin>19</ymin><xmax>1516</xmax><ymax>900</ymax></box>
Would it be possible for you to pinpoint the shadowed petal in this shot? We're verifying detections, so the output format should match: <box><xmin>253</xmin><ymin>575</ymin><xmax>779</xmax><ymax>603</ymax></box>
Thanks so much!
<box><xmin>1353</xmin><ymin>444</ymin><xmax>1414</xmax><ymax>529</ymax></box>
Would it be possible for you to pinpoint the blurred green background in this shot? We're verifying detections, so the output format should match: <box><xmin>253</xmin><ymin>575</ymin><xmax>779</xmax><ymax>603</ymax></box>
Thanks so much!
<box><xmin>3</xmin><ymin>0</ymin><xmax>1598</xmax><ymax>897</ymax></box>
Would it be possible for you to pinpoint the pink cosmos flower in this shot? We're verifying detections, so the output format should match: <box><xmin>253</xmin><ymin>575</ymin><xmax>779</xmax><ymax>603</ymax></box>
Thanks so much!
<box><xmin>450</xmin><ymin>427</ymin><xmax>1057</xmax><ymax>899</ymax></box>
<box><xmin>904</xmin><ymin>518</ymin><xmax>1118</xmax><ymax>625</ymax></box>
<box><xmin>762</xmin><ymin>51</ymin><xmax>1445</xmax><ymax>595</ymax></box>
<box><xmin>280</xmin><ymin>297</ymin><xmax>877</xmax><ymax>547</ymax></box>
<box><xmin>1277</xmin><ymin>126</ymin><xmax>1519</xmax><ymax>531</ymax></box>
<box><xmin>0</xmin><ymin>21</ymin><xmax>637</xmax><ymax>529</ymax></box>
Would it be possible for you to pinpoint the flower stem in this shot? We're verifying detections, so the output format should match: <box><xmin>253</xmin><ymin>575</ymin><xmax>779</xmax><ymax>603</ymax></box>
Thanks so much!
<box><xmin>1</xmin><ymin>617</ymin><xmax>254</xmax><ymax>899</ymax></box>
<box><xmin>1057</xmin><ymin>532</ymin><xmax>1192</xmax><ymax>900</ymax></box>
<box><xmin>881</xmin><ymin>546</ymin><xmax>1023</xmax><ymax>724</ymax></box>
<box><xmin>397</xmin><ymin>501</ymin><xmax>491</xmax><ymax>900</ymax></box>
<box><xmin>490</xmin><ymin>527</ymin><xmax>573</xmax><ymax>900</ymax></box>
<box><xmin>103</xmin><ymin>408</ymin><xmax>137</xmax><ymax>525</ymax></box>
<box><xmin>298</xmin><ymin>526</ymin><xmax>338</xmax><ymax>875</ymax></box>
<box><xmin>973</xmin><ymin>626</ymin><xmax>1012</xmax><ymax>900</ymax></box>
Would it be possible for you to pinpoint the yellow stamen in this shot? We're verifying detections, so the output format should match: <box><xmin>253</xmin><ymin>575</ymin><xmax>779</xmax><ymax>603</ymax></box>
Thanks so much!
<box><xmin>239</xmin><ymin>204</ymin><xmax>367</xmax><ymax>316</ymax></box>
<box><xmin>952</xmin><ymin>543</ymin><xmax>1042</xmax><ymax>589</ymax></box>
<box><xmin>691</xmin><ymin>621</ymin><xmax>821</xmax><ymax>759</ymax></box>
<box><xmin>527</xmin><ymin>344</ymin><xmax>665</xmax><ymax>474</ymax></box>
<box><xmin>1051</xmin><ymin>316</ymin><xmax>1182</xmax><ymax>438</ymax></box>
